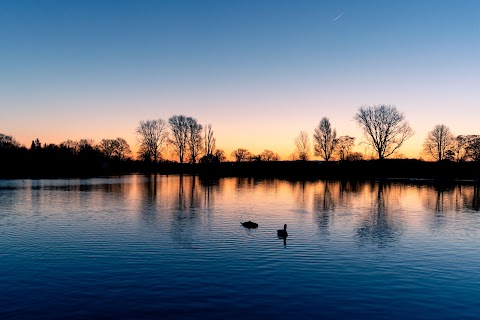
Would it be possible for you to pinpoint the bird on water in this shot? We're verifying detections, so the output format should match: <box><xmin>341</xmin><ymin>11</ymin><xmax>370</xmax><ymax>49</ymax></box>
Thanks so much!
<box><xmin>241</xmin><ymin>221</ymin><xmax>258</xmax><ymax>229</ymax></box>
<box><xmin>277</xmin><ymin>224</ymin><xmax>288</xmax><ymax>238</ymax></box>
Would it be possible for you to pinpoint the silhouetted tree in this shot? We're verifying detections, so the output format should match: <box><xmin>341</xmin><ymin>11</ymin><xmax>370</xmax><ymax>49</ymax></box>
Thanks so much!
<box><xmin>260</xmin><ymin>149</ymin><xmax>280</xmax><ymax>161</ymax></box>
<box><xmin>313</xmin><ymin>117</ymin><xmax>337</xmax><ymax>161</ymax></box>
<box><xmin>354</xmin><ymin>104</ymin><xmax>413</xmax><ymax>159</ymax></box>
<box><xmin>452</xmin><ymin>135</ymin><xmax>469</xmax><ymax>162</ymax></box>
<box><xmin>0</xmin><ymin>133</ymin><xmax>21</xmax><ymax>149</ymax></box>
<box><xmin>77</xmin><ymin>139</ymin><xmax>100</xmax><ymax>161</ymax></box>
<box><xmin>113</xmin><ymin>138</ymin><xmax>131</xmax><ymax>160</ymax></box>
<box><xmin>30</xmin><ymin>138</ymin><xmax>41</xmax><ymax>150</ymax></box>
<box><xmin>465</xmin><ymin>135</ymin><xmax>480</xmax><ymax>161</ymax></box>
<box><xmin>186</xmin><ymin>117</ymin><xmax>203</xmax><ymax>163</ymax></box>
<box><xmin>231</xmin><ymin>148</ymin><xmax>252</xmax><ymax>162</ymax></box>
<box><xmin>60</xmin><ymin>139</ymin><xmax>78</xmax><ymax>153</ymax></box>
<box><xmin>99</xmin><ymin>139</ymin><xmax>117</xmax><ymax>158</ymax></box>
<box><xmin>294</xmin><ymin>131</ymin><xmax>310</xmax><ymax>161</ymax></box>
<box><xmin>423</xmin><ymin>124</ymin><xmax>454</xmax><ymax>161</ymax></box>
<box><xmin>335</xmin><ymin>136</ymin><xmax>355</xmax><ymax>161</ymax></box>
<box><xmin>136</xmin><ymin>119</ymin><xmax>168</xmax><ymax>162</ymax></box>
<box><xmin>204</xmin><ymin>124</ymin><xmax>216</xmax><ymax>157</ymax></box>
<box><xmin>214</xmin><ymin>149</ymin><xmax>226</xmax><ymax>162</ymax></box>
<box><xmin>168</xmin><ymin>115</ymin><xmax>189</xmax><ymax>163</ymax></box>
<box><xmin>100</xmin><ymin>138</ymin><xmax>131</xmax><ymax>160</ymax></box>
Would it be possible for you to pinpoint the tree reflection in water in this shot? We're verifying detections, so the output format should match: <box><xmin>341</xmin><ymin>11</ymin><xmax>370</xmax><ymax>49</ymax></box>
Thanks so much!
<box><xmin>356</xmin><ymin>183</ymin><xmax>403</xmax><ymax>248</ymax></box>
<box><xmin>138</xmin><ymin>174</ymin><xmax>160</xmax><ymax>225</ymax></box>
<box><xmin>170</xmin><ymin>175</ymin><xmax>203</xmax><ymax>248</ymax></box>
<box><xmin>462</xmin><ymin>184</ymin><xmax>480</xmax><ymax>212</ymax></box>
<box><xmin>199</xmin><ymin>176</ymin><xmax>220</xmax><ymax>210</ymax></box>
<box><xmin>292</xmin><ymin>181</ymin><xmax>309</xmax><ymax>214</ymax></box>
<box><xmin>422</xmin><ymin>184</ymin><xmax>480</xmax><ymax>232</ymax></box>
<box><xmin>313</xmin><ymin>181</ymin><xmax>336</xmax><ymax>235</ymax></box>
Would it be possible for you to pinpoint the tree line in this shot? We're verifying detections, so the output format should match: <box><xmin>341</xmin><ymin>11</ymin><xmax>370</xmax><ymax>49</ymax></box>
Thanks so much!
<box><xmin>423</xmin><ymin>125</ymin><xmax>480</xmax><ymax>162</ymax></box>
<box><xmin>2</xmin><ymin>105</ymin><xmax>480</xmax><ymax>177</ymax></box>
<box><xmin>292</xmin><ymin>104</ymin><xmax>413</xmax><ymax>161</ymax></box>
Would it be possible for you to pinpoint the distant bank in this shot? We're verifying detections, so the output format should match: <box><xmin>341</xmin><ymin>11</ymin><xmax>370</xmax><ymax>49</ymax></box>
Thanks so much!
<box><xmin>1</xmin><ymin>159</ymin><xmax>480</xmax><ymax>182</ymax></box>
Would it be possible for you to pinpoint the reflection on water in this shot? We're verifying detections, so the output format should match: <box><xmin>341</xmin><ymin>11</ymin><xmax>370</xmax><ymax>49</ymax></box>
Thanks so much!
<box><xmin>355</xmin><ymin>183</ymin><xmax>403</xmax><ymax>247</ymax></box>
<box><xmin>2</xmin><ymin>176</ymin><xmax>480</xmax><ymax>319</ymax></box>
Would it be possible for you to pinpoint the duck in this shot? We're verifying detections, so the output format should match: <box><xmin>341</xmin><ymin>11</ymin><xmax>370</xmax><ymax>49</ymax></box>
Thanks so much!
<box><xmin>277</xmin><ymin>224</ymin><xmax>288</xmax><ymax>238</ymax></box>
<box><xmin>241</xmin><ymin>221</ymin><xmax>258</xmax><ymax>229</ymax></box>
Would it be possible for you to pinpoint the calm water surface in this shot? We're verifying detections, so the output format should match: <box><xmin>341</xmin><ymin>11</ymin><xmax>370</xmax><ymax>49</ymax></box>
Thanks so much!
<box><xmin>1</xmin><ymin>175</ymin><xmax>480</xmax><ymax>319</ymax></box>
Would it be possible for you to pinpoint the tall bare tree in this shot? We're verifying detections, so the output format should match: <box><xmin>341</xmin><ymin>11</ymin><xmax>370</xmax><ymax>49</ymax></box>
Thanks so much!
<box><xmin>423</xmin><ymin>124</ymin><xmax>454</xmax><ymax>161</ymax></box>
<box><xmin>335</xmin><ymin>136</ymin><xmax>355</xmax><ymax>161</ymax></box>
<box><xmin>168</xmin><ymin>115</ymin><xmax>189</xmax><ymax>163</ymax></box>
<box><xmin>136</xmin><ymin>119</ymin><xmax>168</xmax><ymax>162</ymax></box>
<box><xmin>186</xmin><ymin>117</ymin><xmax>203</xmax><ymax>163</ymax></box>
<box><xmin>354</xmin><ymin>105</ymin><xmax>413</xmax><ymax>159</ymax></box>
<box><xmin>294</xmin><ymin>131</ymin><xmax>310</xmax><ymax>161</ymax></box>
<box><xmin>204</xmin><ymin>124</ymin><xmax>216</xmax><ymax>157</ymax></box>
<box><xmin>313</xmin><ymin>117</ymin><xmax>337</xmax><ymax>161</ymax></box>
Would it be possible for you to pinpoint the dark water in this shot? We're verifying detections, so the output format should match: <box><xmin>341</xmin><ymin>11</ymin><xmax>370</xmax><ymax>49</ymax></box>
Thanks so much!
<box><xmin>1</xmin><ymin>175</ymin><xmax>480</xmax><ymax>319</ymax></box>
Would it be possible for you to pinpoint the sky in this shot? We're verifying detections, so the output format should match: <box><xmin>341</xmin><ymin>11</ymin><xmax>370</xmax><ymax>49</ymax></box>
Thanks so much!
<box><xmin>1</xmin><ymin>0</ymin><xmax>479</xmax><ymax>160</ymax></box>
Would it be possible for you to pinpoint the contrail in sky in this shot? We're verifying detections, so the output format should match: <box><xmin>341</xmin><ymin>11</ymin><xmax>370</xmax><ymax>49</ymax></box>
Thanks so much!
<box><xmin>333</xmin><ymin>12</ymin><xmax>344</xmax><ymax>21</ymax></box>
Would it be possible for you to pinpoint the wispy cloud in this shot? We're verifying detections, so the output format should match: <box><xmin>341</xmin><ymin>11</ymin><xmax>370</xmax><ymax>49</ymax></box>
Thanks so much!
<box><xmin>333</xmin><ymin>12</ymin><xmax>344</xmax><ymax>21</ymax></box>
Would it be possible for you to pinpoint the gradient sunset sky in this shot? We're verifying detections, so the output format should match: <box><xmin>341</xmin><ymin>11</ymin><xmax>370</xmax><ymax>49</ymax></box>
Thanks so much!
<box><xmin>1</xmin><ymin>0</ymin><xmax>479</xmax><ymax>159</ymax></box>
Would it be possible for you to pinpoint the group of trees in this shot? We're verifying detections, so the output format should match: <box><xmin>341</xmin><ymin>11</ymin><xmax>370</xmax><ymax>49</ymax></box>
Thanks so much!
<box><xmin>293</xmin><ymin>104</ymin><xmax>413</xmax><ymax>162</ymax></box>
<box><xmin>1</xmin><ymin>134</ymin><xmax>133</xmax><ymax>162</ymax></box>
<box><xmin>135</xmin><ymin>115</ymin><xmax>227</xmax><ymax>164</ymax></box>
<box><xmin>230</xmin><ymin>148</ymin><xmax>280</xmax><ymax>162</ymax></box>
<box><xmin>423</xmin><ymin>124</ymin><xmax>480</xmax><ymax>162</ymax></box>
<box><xmin>0</xmin><ymin>135</ymin><xmax>134</xmax><ymax>177</ymax></box>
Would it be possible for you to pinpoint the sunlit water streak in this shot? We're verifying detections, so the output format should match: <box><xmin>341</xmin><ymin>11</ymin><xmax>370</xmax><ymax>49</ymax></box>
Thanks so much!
<box><xmin>1</xmin><ymin>175</ymin><xmax>480</xmax><ymax>319</ymax></box>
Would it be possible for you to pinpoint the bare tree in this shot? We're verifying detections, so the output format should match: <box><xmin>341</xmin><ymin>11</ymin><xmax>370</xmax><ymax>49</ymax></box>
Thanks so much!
<box><xmin>354</xmin><ymin>105</ymin><xmax>413</xmax><ymax>159</ymax></box>
<box><xmin>260</xmin><ymin>149</ymin><xmax>280</xmax><ymax>161</ymax></box>
<box><xmin>423</xmin><ymin>124</ymin><xmax>454</xmax><ymax>161</ymax></box>
<box><xmin>466</xmin><ymin>135</ymin><xmax>480</xmax><ymax>161</ymax></box>
<box><xmin>451</xmin><ymin>135</ymin><xmax>469</xmax><ymax>162</ymax></box>
<box><xmin>204</xmin><ymin>124</ymin><xmax>216</xmax><ymax>157</ymax></box>
<box><xmin>313</xmin><ymin>117</ymin><xmax>337</xmax><ymax>161</ymax></box>
<box><xmin>168</xmin><ymin>115</ymin><xmax>189</xmax><ymax>163</ymax></box>
<box><xmin>294</xmin><ymin>131</ymin><xmax>310</xmax><ymax>161</ymax></box>
<box><xmin>214</xmin><ymin>149</ymin><xmax>226</xmax><ymax>162</ymax></box>
<box><xmin>136</xmin><ymin>119</ymin><xmax>168</xmax><ymax>162</ymax></box>
<box><xmin>99</xmin><ymin>138</ymin><xmax>131</xmax><ymax>160</ymax></box>
<box><xmin>231</xmin><ymin>148</ymin><xmax>252</xmax><ymax>162</ymax></box>
<box><xmin>335</xmin><ymin>136</ymin><xmax>355</xmax><ymax>161</ymax></box>
<box><xmin>99</xmin><ymin>139</ymin><xmax>117</xmax><ymax>158</ymax></box>
<box><xmin>186</xmin><ymin>117</ymin><xmax>203</xmax><ymax>163</ymax></box>
<box><xmin>113</xmin><ymin>138</ymin><xmax>131</xmax><ymax>160</ymax></box>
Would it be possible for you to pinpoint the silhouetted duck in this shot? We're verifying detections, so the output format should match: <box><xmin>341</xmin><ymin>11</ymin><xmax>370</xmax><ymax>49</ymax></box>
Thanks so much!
<box><xmin>277</xmin><ymin>224</ymin><xmax>288</xmax><ymax>238</ymax></box>
<box><xmin>241</xmin><ymin>221</ymin><xmax>258</xmax><ymax>229</ymax></box>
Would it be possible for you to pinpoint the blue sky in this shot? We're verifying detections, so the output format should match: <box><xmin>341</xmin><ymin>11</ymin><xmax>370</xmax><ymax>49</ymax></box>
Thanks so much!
<box><xmin>1</xmin><ymin>0</ymin><xmax>479</xmax><ymax>158</ymax></box>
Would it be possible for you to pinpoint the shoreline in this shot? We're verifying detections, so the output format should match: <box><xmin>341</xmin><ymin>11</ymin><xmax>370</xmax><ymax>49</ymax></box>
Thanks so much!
<box><xmin>2</xmin><ymin>159</ymin><xmax>480</xmax><ymax>182</ymax></box>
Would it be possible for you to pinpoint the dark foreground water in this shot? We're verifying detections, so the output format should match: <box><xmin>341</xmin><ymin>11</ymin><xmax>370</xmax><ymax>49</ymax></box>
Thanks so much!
<box><xmin>1</xmin><ymin>175</ymin><xmax>480</xmax><ymax>319</ymax></box>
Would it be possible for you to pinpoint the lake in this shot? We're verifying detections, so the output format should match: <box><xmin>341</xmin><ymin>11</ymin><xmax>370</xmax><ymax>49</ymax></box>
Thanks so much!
<box><xmin>1</xmin><ymin>175</ymin><xmax>480</xmax><ymax>319</ymax></box>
